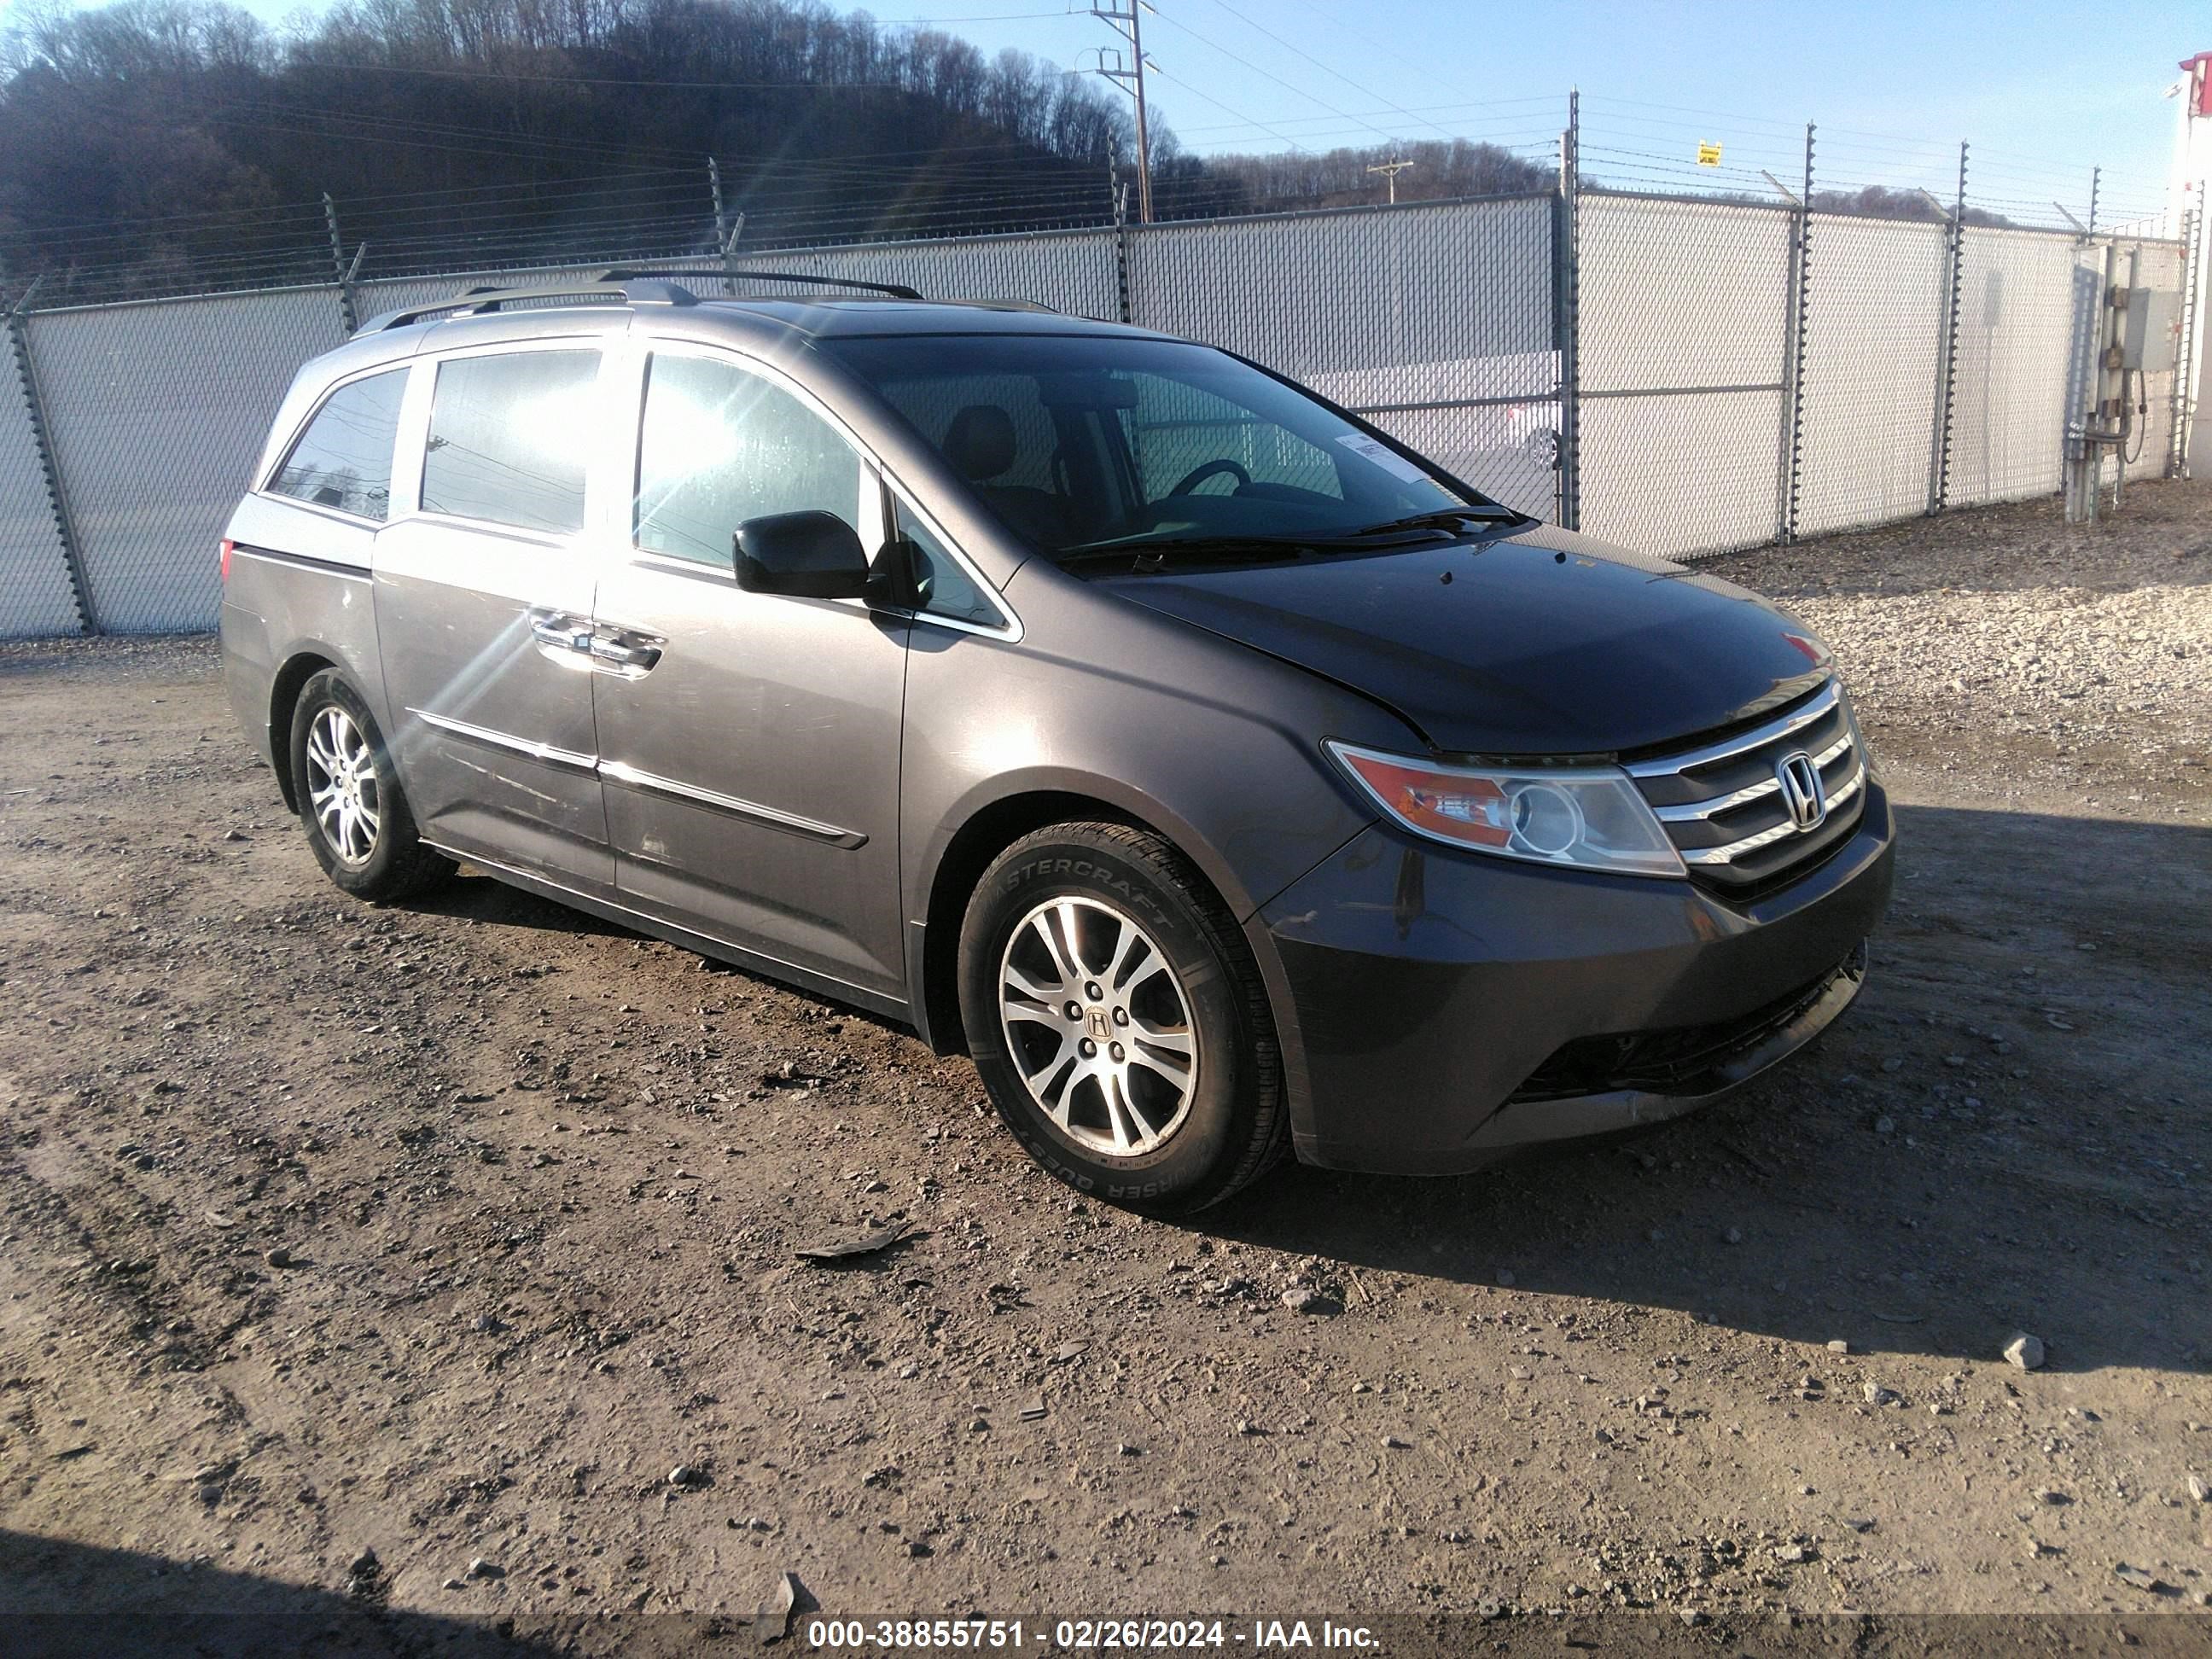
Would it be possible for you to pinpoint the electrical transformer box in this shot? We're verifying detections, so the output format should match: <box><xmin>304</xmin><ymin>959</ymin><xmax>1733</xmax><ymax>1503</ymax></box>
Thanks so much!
<box><xmin>2121</xmin><ymin>288</ymin><xmax>2180</xmax><ymax>374</ymax></box>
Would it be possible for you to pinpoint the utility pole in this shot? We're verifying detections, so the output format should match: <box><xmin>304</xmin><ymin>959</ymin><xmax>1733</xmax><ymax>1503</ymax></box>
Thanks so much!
<box><xmin>1365</xmin><ymin>157</ymin><xmax>1415</xmax><ymax>205</ymax></box>
<box><xmin>1089</xmin><ymin>3</ymin><xmax>1155</xmax><ymax>224</ymax></box>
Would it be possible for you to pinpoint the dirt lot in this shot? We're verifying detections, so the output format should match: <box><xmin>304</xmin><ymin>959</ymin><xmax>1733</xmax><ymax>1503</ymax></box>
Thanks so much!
<box><xmin>1</xmin><ymin>482</ymin><xmax>2209</xmax><ymax>1653</ymax></box>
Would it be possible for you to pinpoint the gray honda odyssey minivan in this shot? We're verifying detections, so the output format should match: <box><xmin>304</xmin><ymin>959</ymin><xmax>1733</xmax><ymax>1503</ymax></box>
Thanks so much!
<box><xmin>220</xmin><ymin>271</ymin><xmax>1892</xmax><ymax>1213</ymax></box>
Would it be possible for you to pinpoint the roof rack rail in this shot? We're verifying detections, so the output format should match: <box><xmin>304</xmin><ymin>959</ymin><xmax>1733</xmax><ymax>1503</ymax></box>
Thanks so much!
<box><xmin>597</xmin><ymin>265</ymin><xmax>924</xmax><ymax>300</ymax></box>
<box><xmin>357</xmin><ymin>276</ymin><xmax>700</xmax><ymax>335</ymax></box>
<box><xmin>935</xmin><ymin>297</ymin><xmax>1058</xmax><ymax>313</ymax></box>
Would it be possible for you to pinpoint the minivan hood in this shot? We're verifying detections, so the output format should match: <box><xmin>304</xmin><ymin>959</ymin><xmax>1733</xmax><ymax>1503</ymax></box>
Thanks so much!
<box><xmin>1095</xmin><ymin>523</ymin><xmax>1832</xmax><ymax>756</ymax></box>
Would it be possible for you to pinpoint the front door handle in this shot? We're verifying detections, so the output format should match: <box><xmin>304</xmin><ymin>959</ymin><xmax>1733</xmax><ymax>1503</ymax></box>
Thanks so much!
<box><xmin>588</xmin><ymin>623</ymin><xmax>665</xmax><ymax>675</ymax></box>
<box><xmin>589</xmin><ymin>636</ymin><xmax>663</xmax><ymax>672</ymax></box>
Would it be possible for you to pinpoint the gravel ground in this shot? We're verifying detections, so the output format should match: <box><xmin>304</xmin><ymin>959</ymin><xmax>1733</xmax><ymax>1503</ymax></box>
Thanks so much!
<box><xmin>0</xmin><ymin>483</ymin><xmax>2208</xmax><ymax>1655</ymax></box>
<box><xmin>1719</xmin><ymin>478</ymin><xmax>2212</xmax><ymax>821</ymax></box>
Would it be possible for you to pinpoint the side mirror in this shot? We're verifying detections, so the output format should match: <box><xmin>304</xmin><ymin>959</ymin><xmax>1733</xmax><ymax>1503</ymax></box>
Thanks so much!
<box><xmin>733</xmin><ymin>511</ymin><xmax>872</xmax><ymax>600</ymax></box>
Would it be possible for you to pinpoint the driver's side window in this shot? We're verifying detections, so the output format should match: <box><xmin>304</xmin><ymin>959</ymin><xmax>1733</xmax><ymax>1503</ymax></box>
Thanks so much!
<box><xmin>1121</xmin><ymin>375</ymin><xmax>1347</xmax><ymax>504</ymax></box>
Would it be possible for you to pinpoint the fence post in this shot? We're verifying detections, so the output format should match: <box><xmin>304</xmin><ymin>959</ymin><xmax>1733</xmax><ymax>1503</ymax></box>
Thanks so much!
<box><xmin>1780</xmin><ymin>123</ymin><xmax>1815</xmax><ymax>543</ymax></box>
<box><xmin>322</xmin><ymin>194</ymin><xmax>360</xmax><ymax>335</ymax></box>
<box><xmin>3</xmin><ymin>279</ymin><xmax>97</xmax><ymax>635</ymax></box>
<box><xmin>1554</xmin><ymin>90</ymin><xmax>1581</xmax><ymax>531</ymax></box>
<box><xmin>2171</xmin><ymin>183</ymin><xmax>2202</xmax><ymax>480</ymax></box>
<box><xmin>1110</xmin><ymin>154</ymin><xmax>1134</xmax><ymax>325</ymax></box>
<box><xmin>1928</xmin><ymin>141</ymin><xmax>1968</xmax><ymax>515</ymax></box>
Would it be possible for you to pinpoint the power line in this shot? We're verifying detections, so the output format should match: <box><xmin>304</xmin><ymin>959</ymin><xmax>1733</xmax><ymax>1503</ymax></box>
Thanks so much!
<box><xmin>282</xmin><ymin>59</ymin><xmax>900</xmax><ymax>90</ymax></box>
<box><xmin>1198</xmin><ymin>0</ymin><xmax>1458</xmax><ymax>146</ymax></box>
<box><xmin>1279</xmin><ymin>0</ymin><xmax>1454</xmax><ymax>90</ymax></box>
<box><xmin>1173</xmin><ymin>92</ymin><xmax>1564</xmax><ymax>136</ymax></box>
<box><xmin>1144</xmin><ymin>9</ymin><xmax>1400</xmax><ymax>150</ymax></box>
<box><xmin>1144</xmin><ymin>64</ymin><xmax>1315</xmax><ymax>156</ymax></box>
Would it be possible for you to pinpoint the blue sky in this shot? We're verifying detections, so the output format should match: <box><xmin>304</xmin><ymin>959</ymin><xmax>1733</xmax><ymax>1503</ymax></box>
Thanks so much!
<box><xmin>844</xmin><ymin>1</ymin><xmax>2184</xmax><ymax>222</ymax></box>
<box><xmin>28</xmin><ymin>0</ymin><xmax>2193</xmax><ymax>222</ymax></box>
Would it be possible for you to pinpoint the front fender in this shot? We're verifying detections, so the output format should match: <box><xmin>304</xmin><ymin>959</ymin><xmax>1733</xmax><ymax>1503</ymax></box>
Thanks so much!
<box><xmin>895</xmin><ymin>568</ymin><xmax>1419</xmax><ymax>1152</ymax></box>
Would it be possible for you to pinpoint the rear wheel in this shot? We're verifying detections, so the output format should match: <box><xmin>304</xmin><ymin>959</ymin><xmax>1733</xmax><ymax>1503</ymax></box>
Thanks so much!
<box><xmin>958</xmin><ymin>822</ymin><xmax>1286</xmax><ymax>1214</ymax></box>
<box><xmin>288</xmin><ymin>668</ymin><xmax>452</xmax><ymax>902</ymax></box>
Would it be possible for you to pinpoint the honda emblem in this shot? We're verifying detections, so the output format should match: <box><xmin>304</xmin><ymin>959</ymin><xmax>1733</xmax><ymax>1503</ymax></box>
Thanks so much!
<box><xmin>1775</xmin><ymin>750</ymin><xmax>1827</xmax><ymax>831</ymax></box>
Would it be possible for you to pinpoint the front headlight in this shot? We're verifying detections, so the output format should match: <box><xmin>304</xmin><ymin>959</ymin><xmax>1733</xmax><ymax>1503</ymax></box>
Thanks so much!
<box><xmin>1327</xmin><ymin>741</ymin><xmax>1685</xmax><ymax>878</ymax></box>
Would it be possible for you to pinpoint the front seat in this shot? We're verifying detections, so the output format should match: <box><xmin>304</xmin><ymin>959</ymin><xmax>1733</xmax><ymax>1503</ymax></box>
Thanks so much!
<box><xmin>943</xmin><ymin>405</ymin><xmax>1070</xmax><ymax>546</ymax></box>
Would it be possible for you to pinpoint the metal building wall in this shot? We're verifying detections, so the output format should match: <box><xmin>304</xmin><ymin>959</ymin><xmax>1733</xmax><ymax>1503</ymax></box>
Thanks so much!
<box><xmin>1126</xmin><ymin>195</ymin><xmax>1560</xmax><ymax>517</ymax></box>
<box><xmin>1575</xmin><ymin>193</ymin><xmax>1795</xmax><ymax>559</ymax></box>
<box><xmin>25</xmin><ymin>286</ymin><xmax>347</xmax><ymax>632</ymax></box>
<box><xmin>0</xmin><ymin>347</ymin><xmax>81</xmax><ymax>638</ymax></box>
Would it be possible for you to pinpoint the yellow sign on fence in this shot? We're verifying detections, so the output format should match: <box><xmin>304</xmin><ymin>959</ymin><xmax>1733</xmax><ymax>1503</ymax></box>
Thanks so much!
<box><xmin>1697</xmin><ymin>142</ymin><xmax>1723</xmax><ymax>166</ymax></box>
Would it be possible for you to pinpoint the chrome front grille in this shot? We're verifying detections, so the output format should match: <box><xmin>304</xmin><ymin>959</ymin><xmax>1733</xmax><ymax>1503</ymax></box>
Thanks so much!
<box><xmin>1626</xmin><ymin>679</ymin><xmax>1868</xmax><ymax>893</ymax></box>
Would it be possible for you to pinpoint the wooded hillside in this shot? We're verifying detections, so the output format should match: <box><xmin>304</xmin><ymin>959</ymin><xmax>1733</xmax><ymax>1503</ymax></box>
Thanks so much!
<box><xmin>0</xmin><ymin>0</ymin><xmax>1554</xmax><ymax>302</ymax></box>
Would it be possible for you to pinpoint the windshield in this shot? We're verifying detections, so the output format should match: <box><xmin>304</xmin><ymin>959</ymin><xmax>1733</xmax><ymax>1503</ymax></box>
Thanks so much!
<box><xmin>819</xmin><ymin>334</ymin><xmax>1486</xmax><ymax>559</ymax></box>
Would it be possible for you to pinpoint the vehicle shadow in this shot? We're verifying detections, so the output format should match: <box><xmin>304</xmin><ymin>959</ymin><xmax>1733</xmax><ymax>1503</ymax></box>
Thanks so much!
<box><xmin>410</xmin><ymin>869</ymin><xmax>637</xmax><ymax>937</ymax></box>
<box><xmin>410</xmin><ymin>869</ymin><xmax>923</xmax><ymax>1040</ymax></box>
<box><xmin>1202</xmin><ymin>802</ymin><xmax>2212</xmax><ymax>1379</ymax></box>
<box><xmin>0</xmin><ymin>1529</ymin><xmax>758</xmax><ymax>1656</ymax></box>
<box><xmin>0</xmin><ymin>1529</ymin><xmax>544</xmax><ymax>1657</ymax></box>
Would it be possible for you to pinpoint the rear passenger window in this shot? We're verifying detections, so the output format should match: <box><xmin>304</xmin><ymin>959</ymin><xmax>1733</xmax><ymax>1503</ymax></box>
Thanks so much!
<box><xmin>268</xmin><ymin>368</ymin><xmax>407</xmax><ymax>521</ymax></box>
<box><xmin>635</xmin><ymin>354</ymin><xmax>862</xmax><ymax>566</ymax></box>
<box><xmin>420</xmin><ymin>351</ymin><xmax>598</xmax><ymax>535</ymax></box>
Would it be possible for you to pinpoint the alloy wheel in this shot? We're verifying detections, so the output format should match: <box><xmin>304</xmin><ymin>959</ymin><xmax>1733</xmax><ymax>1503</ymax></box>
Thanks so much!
<box><xmin>997</xmin><ymin>896</ymin><xmax>1200</xmax><ymax>1158</ymax></box>
<box><xmin>303</xmin><ymin>704</ymin><xmax>381</xmax><ymax>866</ymax></box>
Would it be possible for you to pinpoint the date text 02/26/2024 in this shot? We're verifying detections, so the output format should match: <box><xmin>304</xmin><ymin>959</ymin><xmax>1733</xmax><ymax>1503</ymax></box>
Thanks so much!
<box><xmin>806</xmin><ymin>1620</ymin><xmax>1378</xmax><ymax>1650</ymax></box>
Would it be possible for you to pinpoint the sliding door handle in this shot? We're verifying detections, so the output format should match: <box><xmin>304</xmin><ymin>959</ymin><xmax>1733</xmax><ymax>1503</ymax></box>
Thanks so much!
<box><xmin>529</xmin><ymin>614</ymin><xmax>592</xmax><ymax>652</ymax></box>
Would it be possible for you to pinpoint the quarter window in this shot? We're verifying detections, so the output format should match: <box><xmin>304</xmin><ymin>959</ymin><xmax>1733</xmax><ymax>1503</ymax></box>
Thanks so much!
<box><xmin>636</xmin><ymin>354</ymin><xmax>863</xmax><ymax>567</ymax></box>
<box><xmin>895</xmin><ymin>504</ymin><xmax>1003</xmax><ymax>630</ymax></box>
<box><xmin>268</xmin><ymin>368</ymin><xmax>407</xmax><ymax>521</ymax></box>
<box><xmin>420</xmin><ymin>350</ymin><xmax>599</xmax><ymax>534</ymax></box>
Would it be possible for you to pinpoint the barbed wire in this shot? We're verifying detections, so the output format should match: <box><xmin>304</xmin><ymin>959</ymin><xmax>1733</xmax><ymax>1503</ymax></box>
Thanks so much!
<box><xmin>2</xmin><ymin>75</ymin><xmax>2179</xmax><ymax>308</ymax></box>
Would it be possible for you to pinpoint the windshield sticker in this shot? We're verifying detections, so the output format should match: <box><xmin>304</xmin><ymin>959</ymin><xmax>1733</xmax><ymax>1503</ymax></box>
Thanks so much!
<box><xmin>1335</xmin><ymin>433</ymin><xmax>1431</xmax><ymax>484</ymax></box>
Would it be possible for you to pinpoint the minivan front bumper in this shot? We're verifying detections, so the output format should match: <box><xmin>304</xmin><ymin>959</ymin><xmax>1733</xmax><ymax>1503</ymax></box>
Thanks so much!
<box><xmin>1254</xmin><ymin>781</ymin><xmax>1895</xmax><ymax>1174</ymax></box>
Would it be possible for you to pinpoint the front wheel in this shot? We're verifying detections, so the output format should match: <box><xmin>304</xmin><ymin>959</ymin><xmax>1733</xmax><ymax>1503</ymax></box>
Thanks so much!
<box><xmin>958</xmin><ymin>822</ymin><xmax>1287</xmax><ymax>1214</ymax></box>
<box><xmin>288</xmin><ymin>668</ymin><xmax>452</xmax><ymax>902</ymax></box>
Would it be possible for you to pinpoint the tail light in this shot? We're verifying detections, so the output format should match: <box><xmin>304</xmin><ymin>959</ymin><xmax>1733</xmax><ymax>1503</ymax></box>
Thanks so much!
<box><xmin>219</xmin><ymin>538</ymin><xmax>235</xmax><ymax>582</ymax></box>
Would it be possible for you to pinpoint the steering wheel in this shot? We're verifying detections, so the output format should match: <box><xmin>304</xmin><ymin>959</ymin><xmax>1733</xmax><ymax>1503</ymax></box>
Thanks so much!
<box><xmin>1167</xmin><ymin>458</ymin><xmax>1251</xmax><ymax>498</ymax></box>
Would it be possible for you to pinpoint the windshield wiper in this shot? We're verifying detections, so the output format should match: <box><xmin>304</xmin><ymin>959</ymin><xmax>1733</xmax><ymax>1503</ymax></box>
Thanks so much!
<box><xmin>1349</xmin><ymin>505</ymin><xmax>1525</xmax><ymax>538</ymax></box>
<box><xmin>1057</xmin><ymin>534</ymin><xmax>1325</xmax><ymax>568</ymax></box>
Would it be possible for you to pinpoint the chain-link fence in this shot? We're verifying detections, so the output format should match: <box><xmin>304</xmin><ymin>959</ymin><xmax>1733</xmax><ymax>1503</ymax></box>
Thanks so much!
<box><xmin>0</xmin><ymin>317</ymin><xmax>84</xmax><ymax>638</ymax></box>
<box><xmin>1948</xmin><ymin>227</ymin><xmax>2086</xmax><ymax>508</ymax></box>
<box><xmin>0</xmin><ymin>189</ymin><xmax>2194</xmax><ymax>637</ymax></box>
<box><xmin>1575</xmin><ymin>193</ymin><xmax>1794</xmax><ymax>558</ymax></box>
<box><xmin>1129</xmin><ymin>195</ymin><xmax>1560</xmax><ymax>518</ymax></box>
<box><xmin>22</xmin><ymin>286</ymin><xmax>350</xmax><ymax>632</ymax></box>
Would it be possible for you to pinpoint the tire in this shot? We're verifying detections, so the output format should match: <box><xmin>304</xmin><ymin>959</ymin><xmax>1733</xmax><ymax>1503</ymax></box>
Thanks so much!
<box><xmin>958</xmin><ymin>821</ymin><xmax>1287</xmax><ymax>1214</ymax></box>
<box><xmin>288</xmin><ymin>668</ymin><xmax>452</xmax><ymax>903</ymax></box>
